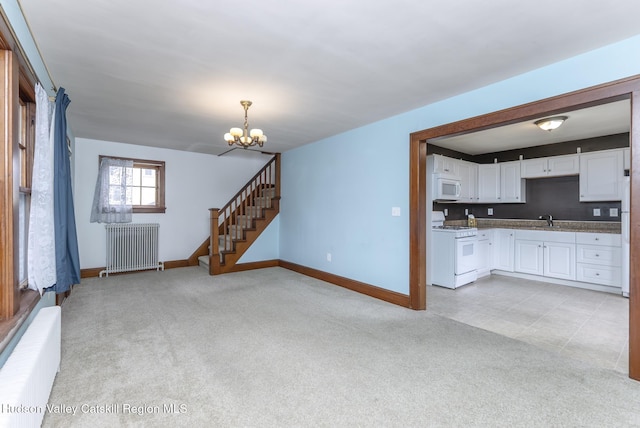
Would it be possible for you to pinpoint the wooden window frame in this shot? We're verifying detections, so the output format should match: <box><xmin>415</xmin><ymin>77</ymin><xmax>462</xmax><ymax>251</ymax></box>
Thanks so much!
<box><xmin>98</xmin><ymin>155</ymin><xmax>166</xmax><ymax>214</ymax></box>
<box><xmin>0</xmin><ymin>16</ymin><xmax>39</xmax><ymax>338</ymax></box>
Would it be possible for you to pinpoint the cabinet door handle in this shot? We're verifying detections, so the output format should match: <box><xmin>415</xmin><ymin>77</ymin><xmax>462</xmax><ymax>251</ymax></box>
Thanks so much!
<box><xmin>595</xmin><ymin>238</ymin><xmax>599</xmax><ymax>241</ymax></box>
<box><xmin>595</xmin><ymin>254</ymin><xmax>600</xmax><ymax>257</ymax></box>
<box><xmin>596</xmin><ymin>273</ymin><xmax>600</xmax><ymax>276</ymax></box>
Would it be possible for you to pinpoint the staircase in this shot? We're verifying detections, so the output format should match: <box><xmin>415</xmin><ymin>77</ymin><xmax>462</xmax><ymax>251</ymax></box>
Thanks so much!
<box><xmin>191</xmin><ymin>154</ymin><xmax>280</xmax><ymax>274</ymax></box>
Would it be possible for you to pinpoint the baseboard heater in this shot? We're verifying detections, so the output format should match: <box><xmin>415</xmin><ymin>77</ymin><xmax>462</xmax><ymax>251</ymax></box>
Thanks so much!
<box><xmin>0</xmin><ymin>306</ymin><xmax>61</xmax><ymax>428</ymax></box>
<box><xmin>100</xmin><ymin>223</ymin><xmax>164</xmax><ymax>277</ymax></box>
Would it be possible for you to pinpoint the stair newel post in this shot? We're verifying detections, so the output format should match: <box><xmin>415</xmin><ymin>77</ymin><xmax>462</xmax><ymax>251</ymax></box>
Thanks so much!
<box><xmin>275</xmin><ymin>153</ymin><xmax>281</xmax><ymax>199</ymax></box>
<box><xmin>209</xmin><ymin>208</ymin><xmax>221</xmax><ymax>275</ymax></box>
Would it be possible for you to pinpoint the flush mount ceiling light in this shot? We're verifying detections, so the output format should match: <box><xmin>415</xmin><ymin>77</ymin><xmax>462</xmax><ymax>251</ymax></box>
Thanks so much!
<box><xmin>534</xmin><ymin>116</ymin><xmax>568</xmax><ymax>131</ymax></box>
<box><xmin>224</xmin><ymin>100</ymin><xmax>267</xmax><ymax>148</ymax></box>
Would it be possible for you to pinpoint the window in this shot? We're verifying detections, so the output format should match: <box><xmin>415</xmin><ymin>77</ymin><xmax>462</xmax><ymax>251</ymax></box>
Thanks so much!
<box><xmin>18</xmin><ymin>97</ymin><xmax>35</xmax><ymax>289</ymax></box>
<box><xmin>0</xmin><ymin>37</ymin><xmax>39</xmax><ymax>322</ymax></box>
<box><xmin>100</xmin><ymin>156</ymin><xmax>166</xmax><ymax>214</ymax></box>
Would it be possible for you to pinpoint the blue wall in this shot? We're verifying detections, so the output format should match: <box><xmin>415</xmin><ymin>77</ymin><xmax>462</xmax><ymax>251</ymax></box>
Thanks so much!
<box><xmin>279</xmin><ymin>35</ymin><xmax>640</xmax><ymax>295</ymax></box>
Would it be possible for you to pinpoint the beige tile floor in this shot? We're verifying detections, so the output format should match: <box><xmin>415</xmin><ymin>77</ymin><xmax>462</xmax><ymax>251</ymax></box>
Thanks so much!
<box><xmin>427</xmin><ymin>274</ymin><xmax>629</xmax><ymax>373</ymax></box>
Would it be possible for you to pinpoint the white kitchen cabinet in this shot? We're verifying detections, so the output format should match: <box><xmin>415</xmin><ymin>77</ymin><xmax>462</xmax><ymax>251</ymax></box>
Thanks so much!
<box><xmin>500</xmin><ymin>161</ymin><xmax>525</xmax><ymax>203</ymax></box>
<box><xmin>521</xmin><ymin>154</ymin><xmax>579</xmax><ymax>178</ymax></box>
<box><xmin>477</xmin><ymin>162</ymin><xmax>525</xmax><ymax>203</ymax></box>
<box><xmin>477</xmin><ymin>164</ymin><xmax>500</xmax><ymax>202</ymax></box>
<box><xmin>493</xmin><ymin>229</ymin><xmax>514</xmax><ymax>272</ymax></box>
<box><xmin>457</xmin><ymin>160</ymin><xmax>478</xmax><ymax>203</ymax></box>
<box><xmin>514</xmin><ymin>239</ymin><xmax>543</xmax><ymax>275</ymax></box>
<box><xmin>576</xmin><ymin>232</ymin><xmax>622</xmax><ymax>287</ymax></box>
<box><xmin>579</xmin><ymin>149</ymin><xmax>624</xmax><ymax>201</ymax></box>
<box><xmin>432</xmin><ymin>154</ymin><xmax>459</xmax><ymax>175</ymax></box>
<box><xmin>514</xmin><ymin>230</ymin><xmax>576</xmax><ymax>281</ymax></box>
<box><xmin>520</xmin><ymin>158</ymin><xmax>547</xmax><ymax>179</ymax></box>
<box><xmin>543</xmin><ymin>241</ymin><xmax>576</xmax><ymax>280</ymax></box>
<box><xmin>476</xmin><ymin>229</ymin><xmax>494</xmax><ymax>277</ymax></box>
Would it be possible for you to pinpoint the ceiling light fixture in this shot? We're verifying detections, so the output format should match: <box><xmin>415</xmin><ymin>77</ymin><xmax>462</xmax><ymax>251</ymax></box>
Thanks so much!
<box><xmin>534</xmin><ymin>116</ymin><xmax>568</xmax><ymax>131</ymax></box>
<box><xmin>224</xmin><ymin>100</ymin><xmax>267</xmax><ymax>148</ymax></box>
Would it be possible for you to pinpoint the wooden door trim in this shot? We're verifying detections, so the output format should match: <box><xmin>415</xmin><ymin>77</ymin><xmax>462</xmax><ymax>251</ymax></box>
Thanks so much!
<box><xmin>409</xmin><ymin>74</ymin><xmax>640</xmax><ymax>380</ymax></box>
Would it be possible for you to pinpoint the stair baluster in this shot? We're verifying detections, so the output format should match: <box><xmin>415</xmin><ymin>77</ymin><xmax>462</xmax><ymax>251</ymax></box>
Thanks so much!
<box><xmin>197</xmin><ymin>154</ymin><xmax>280</xmax><ymax>274</ymax></box>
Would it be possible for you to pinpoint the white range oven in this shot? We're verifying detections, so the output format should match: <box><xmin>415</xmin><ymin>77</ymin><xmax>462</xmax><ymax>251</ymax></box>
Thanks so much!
<box><xmin>431</xmin><ymin>211</ymin><xmax>478</xmax><ymax>289</ymax></box>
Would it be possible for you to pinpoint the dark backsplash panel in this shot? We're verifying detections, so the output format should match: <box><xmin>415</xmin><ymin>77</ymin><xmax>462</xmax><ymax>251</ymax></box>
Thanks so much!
<box><xmin>430</xmin><ymin>133</ymin><xmax>627</xmax><ymax>222</ymax></box>
<box><xmin>459</xmin><ymin>133</ymin><xmax>629</xmax><ymax>164</ymax></box>
<box><xmin>434</xmin><ymin>175</ymin><xmax>622</xmax><ymax>221</ymax></box>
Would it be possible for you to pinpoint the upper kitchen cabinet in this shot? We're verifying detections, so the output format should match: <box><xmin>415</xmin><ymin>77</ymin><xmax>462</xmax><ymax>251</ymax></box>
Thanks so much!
<box><xmin>477</xmin><ymin>163</ymin><xmax>501</xmax><ymax>202</ymax></box>
<box><xmin>579</xmin><ymin>149</ymin><xmax>624</xmax><ymax>201</ymax></box>
<box><xmin>521</xmin><ymin>154</ymin><xmax>579</xmax><ymax>178</ymax></box>
<box><xmin>477</xmin><ymin>161</ymin><xmax>525</xmax><ymax>203</ymax></box>
<box><xmin>432</xmin><ymin>154</ymin><xmax>459</xmax><ymax>175</ymax></box>
<box><xmin>500</xmin><ymin>161</ymin><xmax>525</xmax><ymax>203</ymax></box>
<box><xmin>456</xmin><ymin>160</ymin><xmax>478</xmax><ymax>203</ymax></box>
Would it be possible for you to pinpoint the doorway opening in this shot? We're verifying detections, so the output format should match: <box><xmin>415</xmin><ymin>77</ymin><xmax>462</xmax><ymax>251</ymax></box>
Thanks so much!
<box><xmin>408</xmin><ymin>75</ymin><xmax>640</xmax><ymax>380</ymax></box>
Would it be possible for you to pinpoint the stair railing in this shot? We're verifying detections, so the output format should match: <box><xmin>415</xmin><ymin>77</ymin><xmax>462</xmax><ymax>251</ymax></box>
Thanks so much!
<box><xmin>209</xmin><ymin>154</ymin><xmax>280</xmax><ymax>274</ymax></box>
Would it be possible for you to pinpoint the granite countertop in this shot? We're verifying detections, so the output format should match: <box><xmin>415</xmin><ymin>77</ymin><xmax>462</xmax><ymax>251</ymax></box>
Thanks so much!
<box><xmin>445</xmin><ymin>218</ymin><xmax>621</xmax><ymax>234</ymax></box>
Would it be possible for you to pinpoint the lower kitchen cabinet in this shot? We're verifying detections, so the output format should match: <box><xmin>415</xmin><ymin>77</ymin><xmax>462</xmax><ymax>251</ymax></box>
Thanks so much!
<box><xmin>493</xmin><ymin>229</ymin><xmax>514</xmax><ymax>272</ymax></box>
<box><xmin>476</xmin><ymin>229</ymin><xmax>494</xmax><ymax>277</ymax></box>
<box><xmin>543</xmin><ymin>241</ymin><xmax>576</xmax><ymax>280</ymax></box>
<box><xmin>514</xmin><ymin>230</ymin><xmax>576</xmax><ymax>281</ymax></box>
<box><xmin>476</xmin><ymin>227</ymin><xmax>622</xmax><ymax>291</ymax></box>
<box><xmin>576</xmin><ymin>232</ymin><xmax>622</xmax><ymax>286</ymax></box>
<box><xmin>514</xmin><ymin>240</ymin><xmax>543</xmax><ymax>276</ymax></box>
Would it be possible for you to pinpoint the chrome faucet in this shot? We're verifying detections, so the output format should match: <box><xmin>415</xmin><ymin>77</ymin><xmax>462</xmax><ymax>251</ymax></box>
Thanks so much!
<box><xmin>539</xmin><ymin>214</ymin><xmax>553</xmax><ymax>227</ymax></box>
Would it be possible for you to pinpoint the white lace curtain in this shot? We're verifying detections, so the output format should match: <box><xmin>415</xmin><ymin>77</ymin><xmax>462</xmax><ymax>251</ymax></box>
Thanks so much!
<box><xmin>27</xmin><ymin>83</ymin><xmax>56</xmax><ymax>294</ymax></box>
<box><xmin>90</xmin><ymin>157</ymin><xmax>134</xmax><ymax>223</ymax></box>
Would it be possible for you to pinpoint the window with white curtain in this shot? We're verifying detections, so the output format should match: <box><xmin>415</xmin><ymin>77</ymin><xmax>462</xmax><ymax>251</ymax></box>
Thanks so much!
<box><xmin>90</xmin><ymin>156</ymin><xmax>166</xmax><ymax>223</ymax></box>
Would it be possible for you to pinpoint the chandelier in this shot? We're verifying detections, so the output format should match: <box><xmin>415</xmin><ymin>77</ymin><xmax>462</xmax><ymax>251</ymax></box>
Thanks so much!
<box><xmin>223</xmin><ymin>100</ymin><xmax>267</xmax><ymax>148</ymax></box>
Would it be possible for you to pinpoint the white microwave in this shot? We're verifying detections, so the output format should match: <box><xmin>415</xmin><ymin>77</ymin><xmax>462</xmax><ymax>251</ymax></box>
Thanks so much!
<box><xmin>433</xmin><ymin>174</ymin><xmax>461</xmax><ymax>201</ymax></box>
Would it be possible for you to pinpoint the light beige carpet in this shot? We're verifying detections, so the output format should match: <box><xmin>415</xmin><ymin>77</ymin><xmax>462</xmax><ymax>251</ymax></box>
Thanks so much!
<box><xmin>43</xmin><ymin>267</ymin><xmax>640</xmax><ymax>427</ymax></box>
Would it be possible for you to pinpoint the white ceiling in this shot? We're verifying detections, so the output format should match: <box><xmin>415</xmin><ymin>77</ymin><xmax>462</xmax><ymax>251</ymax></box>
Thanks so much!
<box><xmin>431</xmin><ymin>99</ymin><xmax>631</xmax><ymax>155</ymax></box>
<box><xmin>17</xmin><ymin>0</ymin><xmax>640</xmax><ymax>155</ymax></box>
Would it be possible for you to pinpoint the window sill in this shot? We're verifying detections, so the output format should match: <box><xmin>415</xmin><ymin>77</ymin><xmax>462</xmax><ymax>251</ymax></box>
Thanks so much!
<box><xmin>134</xmin><ymin>206</ymin><xmax>166</xmax><ymax>214</ymax></box>
<box><xmin>0</xmin><ymin>290</ymin><xmax>41</xmax><ymax>356</ymax></box>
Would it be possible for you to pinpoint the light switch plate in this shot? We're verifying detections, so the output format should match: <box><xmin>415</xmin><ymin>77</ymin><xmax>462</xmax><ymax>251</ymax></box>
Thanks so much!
<box><xmin>391</xmin><ymin>207</ymin><xmax>401</xmax><ymax>217</ymax></box>
<box><xmin>593</xmin><ymin>208</ymin><xmax>601</xmax><ymax>217</ymax></box>
<box><xmin>443</xmin><ymin>209</ymin><xmax>448</xmax><ymax>216</ymax></box>
<box><xmin>609</xmin><ymin>208</ymin><xmax>619</xmax><ymax>217</ymax></box>
<box><xmin>488</xmin><ymin>208</ymin><xmax>494</xmax><ymax>216</ymax></box>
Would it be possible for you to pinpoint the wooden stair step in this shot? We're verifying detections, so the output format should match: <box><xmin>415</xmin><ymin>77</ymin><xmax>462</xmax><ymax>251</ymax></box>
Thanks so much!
<box><xmin>251</xmin><ymin>196</ymin><xmax>272</xmax><ymax>208</ymax></box>
<box><xmin>261</xmin><ymin>187</ymin><xmax>276</xmax><ymax>198</ymax></box>
<box><xmin>235</xmin><ymin>215</ymin><xmax>255</xmax><ymax>228</ymax></box>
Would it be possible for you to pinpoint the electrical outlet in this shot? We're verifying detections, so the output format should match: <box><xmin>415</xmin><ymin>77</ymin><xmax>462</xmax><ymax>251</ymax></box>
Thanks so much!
<box><xmin>488</xmin><ymin>208</ymin><xmax>493</xmax><ymax>216</ymax></box>
<box><xmin>391</xmin><ymin>207</ymin><xmax>401</xmax><ymax>216</ymax></box>
<box><xmin>465</xmin><ymin>209</ymin><xmax>469</xmax><ymax>216</ymax></box>
<box><xmin>593</xmin><ymin>208</ymin><xmax>601</xmax><ymax>217</ymax></box>
<box><xmin>610</xmin><ymin>208</ymin><xmax>619</xmax><ymax>217</ymax></box>
<box><xmin>326</xmin><ymin>253</ymin><xmax>332</xmax><ymax>262</ymax></box>
<box><xmin>444</xmin><ymin>209</ymin><xmax>448</xmax><ymax>216</ymax></box>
